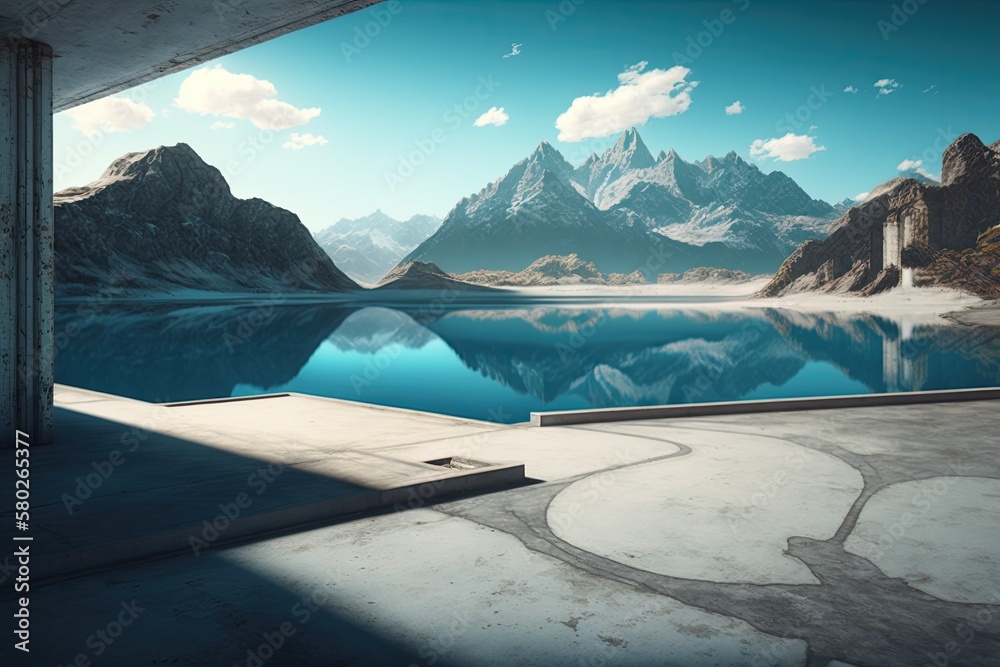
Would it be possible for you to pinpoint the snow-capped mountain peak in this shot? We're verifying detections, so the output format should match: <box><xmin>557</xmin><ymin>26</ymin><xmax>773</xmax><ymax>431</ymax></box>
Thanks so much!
<box><xmin>404</xmin><ymin>127</ymin><xmax>837</xmax><ymax>277</ymax></box>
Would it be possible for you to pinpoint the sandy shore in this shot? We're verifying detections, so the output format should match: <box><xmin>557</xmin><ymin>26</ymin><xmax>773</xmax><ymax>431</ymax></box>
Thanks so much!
<box><xmin>750</xmin><ymin>286</ymin><xmax>988</xmax><ymax>326</ymax></box>
<box><xmin>506</xmin><ymin>278</ymin><xmax>774</xmax><ymax>298</ymax></box>
<box><xmin>506</xmin><ymin>281</ymin><xmax>997</xmax><ymax>326</ymax></box>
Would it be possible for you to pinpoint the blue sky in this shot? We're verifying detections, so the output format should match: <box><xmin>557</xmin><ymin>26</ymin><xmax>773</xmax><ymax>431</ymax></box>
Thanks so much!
<box><xmin>54</xmin><ymin>0</ymin><xmax>1000</xmax><ymax>232</ymax></box>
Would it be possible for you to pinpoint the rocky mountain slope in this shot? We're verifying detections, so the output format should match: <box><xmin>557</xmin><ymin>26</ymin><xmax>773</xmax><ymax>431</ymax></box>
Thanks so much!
<box><xmin>55</xmin><ymin>144</ymin><xmax>358</xmax><ymax>295</ymax></box>
<box><xmin>404</xmin><ymin>129</ymin><xmax>837</xmax><ymax>277</ymax></box>
<box><xmin>760</xmin><ymin>133</ymin><xmax>1000</xmax><ymax>298</ymax></box>
<box><xmin>315</xmin><ymin>210</ymin><xmax>441</xmax><ymax>284</ymax></box>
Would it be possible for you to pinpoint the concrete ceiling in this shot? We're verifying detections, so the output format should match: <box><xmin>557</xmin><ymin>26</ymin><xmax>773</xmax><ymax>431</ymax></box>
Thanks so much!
<box><xmin>1</xmin><ymin>0</ymin><xmax>383</xmax><ymax>112</ymax></box>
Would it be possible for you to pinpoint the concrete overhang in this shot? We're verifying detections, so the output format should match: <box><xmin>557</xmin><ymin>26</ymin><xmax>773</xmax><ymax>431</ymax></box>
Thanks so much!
<box><xmin>1</xmin><ymin>0</ymin><xmax>382</xmax><ymax>112</ymax></box>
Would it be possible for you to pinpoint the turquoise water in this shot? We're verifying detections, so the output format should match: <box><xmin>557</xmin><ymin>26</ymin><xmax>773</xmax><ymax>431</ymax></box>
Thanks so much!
<box><xmin>55</xmin><ymin>301</ymin><xmax>1000</xmax><ymax>423</ymax></box>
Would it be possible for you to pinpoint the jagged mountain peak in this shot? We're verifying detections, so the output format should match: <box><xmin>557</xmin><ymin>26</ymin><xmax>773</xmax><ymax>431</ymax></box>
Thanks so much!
<box><xmin>603</xmin><ymin>128</ymin><xmax>656</xmax><ymax>169</ymax></box>
<box><xmin>532</xmin><ymin>140</ymin><xmax>561</xmax><ymax>159</ymax></box>
<box><xmin>615</xmin><ymin>127</ymin><xmax>641</xmax><ymax>146</ymax></box>
<box><xmin>103</xmin><ymin>142</ymin><xmax>212</xmax><ymax>178</ymax></box>
<box><xmin>524</xmin><ymin>141</ymin><xmax>573</xmax><ymax>174</ymax></box>
<box><xmin>331</xmin><ymin>209</ymin><xmax>395</xmax><ymax>227</ymax></box>
<box><xmin>723</xmin><ymin>151</ymin><xmax>752</xmax><ymax>171</ymax></box>
<box><xmin>941</xmin><ymin>133</ymin><xmax>997</xmax><ymax>187</ymax></box>
<box><xmin>698</xmin><ymin>155</ymin><xmax>722</xmax><ymax>173</ymax></box>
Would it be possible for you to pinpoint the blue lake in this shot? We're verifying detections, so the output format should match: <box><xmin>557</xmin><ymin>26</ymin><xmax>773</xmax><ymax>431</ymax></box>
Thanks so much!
<box><xmin>54</xmin><ymin>300</ymin><xmax>1000</xmax><ymax>423</ymax></box>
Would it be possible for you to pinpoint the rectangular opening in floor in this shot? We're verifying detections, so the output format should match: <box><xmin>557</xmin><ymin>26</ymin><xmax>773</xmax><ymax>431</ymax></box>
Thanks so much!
<box><xmin>425</xmin><ymin>457</ymin><xmax>492</xmax><ymax>471</ymax></box>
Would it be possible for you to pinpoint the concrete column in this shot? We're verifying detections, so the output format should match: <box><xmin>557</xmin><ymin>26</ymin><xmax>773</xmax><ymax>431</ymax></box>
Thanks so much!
<box><xmin>1</xmin><ymin>40</ymin><xmax>54</xmax><ymax>447</ymax></box>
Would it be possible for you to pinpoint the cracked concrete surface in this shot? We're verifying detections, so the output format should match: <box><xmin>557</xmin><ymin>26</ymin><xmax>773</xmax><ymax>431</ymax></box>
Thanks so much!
<box><xmin>441</xmin><ymin>405</ymin><xmax>1000</xmax><ymax>666</ymax></box>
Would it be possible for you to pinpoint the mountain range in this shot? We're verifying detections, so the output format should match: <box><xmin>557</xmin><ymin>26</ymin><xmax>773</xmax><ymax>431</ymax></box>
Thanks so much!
<box><xmin>404</xmin><ymin>128</ymin><xmax>838</xmax><ymax>277</ymax></box>
<box><xmin>52</xmin><ymin>135</ymin><xmax>999</xmax><ymax>300</ymax></box>
<box><xmin>55</xmin><ymin>144</ymin><xmax>358</xmax><ymax>295</ymax></box>
<box><xmin>314</xmin><ymin>210</ymin><xmax>441</xmax><ymax>284</ymax></box>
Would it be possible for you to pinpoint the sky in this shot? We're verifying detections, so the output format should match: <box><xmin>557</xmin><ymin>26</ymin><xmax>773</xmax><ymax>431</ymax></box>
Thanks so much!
<box><xmin>53</xmin><ymin>0</ymin><xmax>1000</xmax><ymax>233</ymax></box>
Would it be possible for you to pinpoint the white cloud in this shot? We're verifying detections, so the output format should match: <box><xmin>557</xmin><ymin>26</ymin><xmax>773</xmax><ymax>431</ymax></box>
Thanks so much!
<box><xmin>555</xmin><ymin>62</ymin><xmax>698</xmax><ymax>142</ymax></box>
<box><xmin>66</xmin><ymin>96</ymin><xmax>156</xmax><ymax>137</ymax></box>
<box><xmin>855</xmin><ymin>192</ymin><xmax>870</xmax><ymax>202</ymax></box>
<box><xmin>750</xmin><ymin>133</ymin><xmax>826</xmax><ymax>162</ymax></box>
<box><xmin>897</xmin><ymin>158</ymin><xmax>940</xmax><ymax>182</ymax></box>
<box><xmin>844</xmin><ymin>86</ymin><xmax>859</xmax><ymax>94</ymax></box>
<box><xmin>874</xmin><ymin>78</ymin><xmax>901</xmax><ymax>96</ymax></box>
<box><xmin>282</xmin><ymin>133</ymin><xmax>329</xmax><ymax>150</ymax></box>
<box><xmin>503</xmin><ymin>43</ymin><xmax>522</xmax><ymax>59</ymax></box>
<box><xmin>210</xmin><ymin>120</ymin><xmax>236</xmax><ymax>130</ymax></box>
<box><xmin>175</xmin><ymin>65</ymin><xmax>321</xmax><ymax>130</ymax></box>
<box><xmin>923</xmin><ymin>84</ymin><xmax>938</xmax><ymax>94</ymax></box>
<box><xmin>725</xmin><ymin>100</ymin><xmax>744</xmax><ymax>116</ymax></box>
<box><xmin>474</xmin><ymin>106</ymin><xmax>510</xmax><ymax>127</ymax></box>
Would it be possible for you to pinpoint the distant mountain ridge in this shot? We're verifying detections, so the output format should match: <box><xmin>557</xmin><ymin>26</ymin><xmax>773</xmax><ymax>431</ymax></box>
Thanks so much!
<box><xmin>55</xmin><ymin>143</ymin><xmax>358</xmax><ymax>295</ymax></box>
<box><xmin>404</xmin><ymin>128</ymin><xmax>838</xmax><ymax>277</ymax></box>
<box><xmin>456</xmin><ymin>254</ymin><xmax>646</xmax><ymax>286</ymax></box>
<box><xmin>315</xmin><ymin>210</ymin><xmax>441</xmax><ymax>284</ymax></box>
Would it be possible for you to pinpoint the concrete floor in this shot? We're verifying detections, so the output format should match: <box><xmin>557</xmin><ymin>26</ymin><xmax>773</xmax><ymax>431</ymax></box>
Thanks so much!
<box><xmin>5</xmin><ymin>387</ymin><xmax>1000</xmax><ymax>665</ymax></box>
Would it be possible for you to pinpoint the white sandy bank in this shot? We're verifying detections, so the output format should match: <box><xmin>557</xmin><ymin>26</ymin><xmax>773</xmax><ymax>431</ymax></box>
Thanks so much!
<box><xmin>506</xmin><ymin>280</ymin><xmax>993</xmax><ymax>325</ymax></box>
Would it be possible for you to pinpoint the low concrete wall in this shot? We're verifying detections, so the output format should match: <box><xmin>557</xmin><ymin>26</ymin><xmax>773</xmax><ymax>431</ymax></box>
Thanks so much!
<box><xmin>530</xmin><ymin>387</ymin><xmax>1000</xmax><ymax>427</ymax></box>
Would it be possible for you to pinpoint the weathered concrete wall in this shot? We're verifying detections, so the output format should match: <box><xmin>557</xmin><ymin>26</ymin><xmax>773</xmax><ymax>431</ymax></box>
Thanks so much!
<box><xmin>1</xmin><ymin>41</ymin><xmax>54</xmax><ymax>447</ymax></box>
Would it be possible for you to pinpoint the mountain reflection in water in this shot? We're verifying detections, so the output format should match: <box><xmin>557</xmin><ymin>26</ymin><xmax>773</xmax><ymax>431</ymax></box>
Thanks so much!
<box><xmin>55</xmin><ymin>302</ymin><xmax>1000</xmax><ymax>423</ymax></box>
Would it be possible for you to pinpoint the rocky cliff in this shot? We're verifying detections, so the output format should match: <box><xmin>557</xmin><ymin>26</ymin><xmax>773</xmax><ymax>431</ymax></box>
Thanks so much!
<box><xmin>760</xmin><ymin>134</ymin><xmax>1000</xmax><ymax>297</ymax></box>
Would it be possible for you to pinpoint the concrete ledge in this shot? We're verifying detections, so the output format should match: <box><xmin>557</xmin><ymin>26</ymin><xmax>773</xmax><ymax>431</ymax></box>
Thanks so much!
<box><xmin>164</xmin><ymin>393</ymin><xmax>292</xmax><ymax>407</ymax></box>
<box><xmin>34</xmin><ymin>462</ymin><xmax>524</xmax><ymax>582</ymax></box>
<box><xmin>530</xmin><ymin>388</ymin><xmax>1000</xmax><ymax>427</ymax></box>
